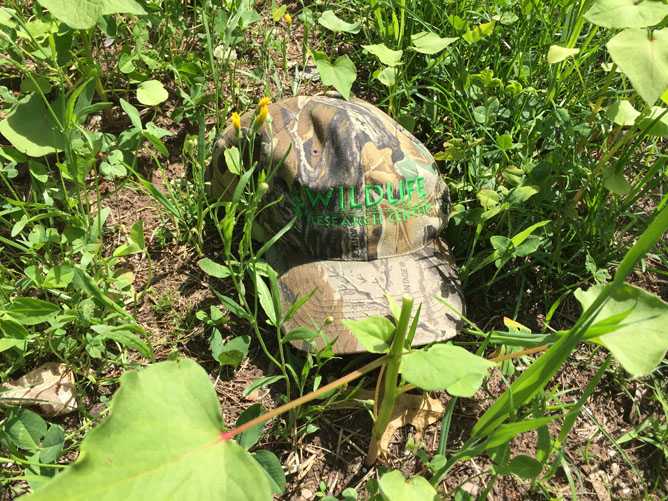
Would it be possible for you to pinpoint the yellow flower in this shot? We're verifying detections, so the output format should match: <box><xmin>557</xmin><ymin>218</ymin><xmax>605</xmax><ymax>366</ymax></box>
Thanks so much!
<box><xmin>258</xmin><ymin>97</ymin><xmax>271</xmax><ymax>108</ymax></box>
<box><xmin>283</xmin><ymin>13</ymin><xmax>292</xmax><ymax>26</ymax></box>
<box><xmin>255</xmin><ymin>104</ymin><xmax>269</xmax><ymax>126</ymax></box>
<box><xmin>231</xmin><ymin>112</ymin><xmax>241</xmax><ymax>130</ymax></box>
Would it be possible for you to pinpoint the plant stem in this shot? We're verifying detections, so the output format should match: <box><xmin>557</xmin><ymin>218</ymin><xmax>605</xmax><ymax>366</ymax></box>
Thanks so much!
<box><xmin>221</xmin><ymin>355</ymin><xmax>388</xmax><ymax>440</ymax></box>
<box><xmin>366</xmin><ymin>296</ymin><xmax>413</xmax><ymax>464</ymax></box>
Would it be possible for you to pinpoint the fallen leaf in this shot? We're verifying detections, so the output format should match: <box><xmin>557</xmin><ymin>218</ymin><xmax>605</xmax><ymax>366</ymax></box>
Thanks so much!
<box><xmin>591</xmin><ymin>471</ymin><xmax>612</xmax><ymax>501</ymax></box>
<box><xmin>244</xmin><ymin>388</ymin><xmax>269</xmax><ymax>402</ymax></box>
<box><xmin>359</xmin><ymin>390</ymin><xmax>444</xmax><ymax>461</ymax></box>
<box><xmin>1</xmin><ymin>362</ymin><xmax>77</xmax><ymax>416</ymax></box>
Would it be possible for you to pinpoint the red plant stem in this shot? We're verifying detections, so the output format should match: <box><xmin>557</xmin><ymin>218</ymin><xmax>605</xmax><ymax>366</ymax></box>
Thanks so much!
<box><xmin>221</xmin><ymin>354</ymin><xmax>389</xmax><ymax>441</ymax></box>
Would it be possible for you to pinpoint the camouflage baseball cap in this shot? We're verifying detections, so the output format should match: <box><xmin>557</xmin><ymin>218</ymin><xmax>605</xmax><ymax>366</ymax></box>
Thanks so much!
<box><xmin>208</xmin><ymin>95</ymin><xmax>464</xmax><ymax>353</ymax></box>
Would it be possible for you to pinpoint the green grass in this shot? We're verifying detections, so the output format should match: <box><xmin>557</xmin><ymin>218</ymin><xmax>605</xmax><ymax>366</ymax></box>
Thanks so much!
<box><xmin>0</xmin><ymin>0</ymin><xmax>666</xmax><ymax>499</ymax></box>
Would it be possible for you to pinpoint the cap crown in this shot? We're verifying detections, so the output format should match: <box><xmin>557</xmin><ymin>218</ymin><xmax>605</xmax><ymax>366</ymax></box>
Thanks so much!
<box><xmin>211</xmin><ymin>96</ymin><xmax>449</xmax><ymax>261</ymax></box>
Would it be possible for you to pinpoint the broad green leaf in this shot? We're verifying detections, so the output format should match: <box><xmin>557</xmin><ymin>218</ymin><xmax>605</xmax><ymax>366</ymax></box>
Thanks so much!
<box><xmin>602</xmin><ymin>166</ymin><xmax>631</xmax><ymax>195</ymax></box>
<box><xmin>0</xmin><ymin>7</ymin><xmax>16</xmax><ymax>28</ymax></box>
<box><xmin>607</xmin><ymin>28</ymin><xmax>668</xmax><ymax>105</ymax></box>
<box><xmin>462</xmin><ymin>20</ymin><xmax>495</xmax><ymax>44</ymax></box>
<box><xmin>400</xmin><ymin>343</ymin><xmax>495</xmax><ymax>397</ymax></box>
<box><xmin>575</xmin><ymin>283</ymin><xmax>668</xmax><ymax>377</ymax></box>
<box><xmin>342</xmin><ymin>316</ymin><xmax>395</xmax><ymax>353</ymax></box>
<box><xmin>0</xmin><ymin>319</ymin><xmax>28</xmax><ymax>352</ymax></box>
<box><xmin>24</xmin><ymin>359</ymin><xmax>272</xmax><ymax>500</ymax></box>
<box><xmin>510</xmin><ymin>220</ymin><xmax>550</xmax><ymax>247</ymax></box>
<box><xmin>501</xmin><ymin>455</ymin><xmax>543</xmax><ymax>480</ymax></box>
<box><xmin>5</xmin><ymin>409</ymin><xmax>47</xmax><ymax>451</ymax></box>
<box><xmin>374</xmin><ymin>67</ymin><xmax>397</xmax><ymax>87</ymax></box>
<box><xmin>637</xmin><ymin>106</ymin><xmax>668</xmax><ymax>136</ymax></box>
<box><xmin>198</xmin><ymin>258</ymin><xmax>232</xmax><ymax>278</ymax></box>
<box><xmin>255</xmin><ymin>274</ymin><xmax>277</xmax><ymax>325</ymax></box>
<box><xmin>119</xmin><ymin>98</ymin><xmax>142</xmax><ymax>131</ymax></box>
<box><xmin>312</xmin><ymin>51</ymin><xmax>357</xmax><ymax>99</ymax></box>
<box><xmin>607</xmin><ymin>100</ymin><xmax>640</xmax><ymax>126</ymax></box>
<box><xmin>477</xmin><ymin>189</ymin><xmax>500</xmax><ymax>209</ymax></box>
<box><xmin>136</xmin><ymin>80</ymin><xmax>168</xmax><ymax>106</ymax></box>
<box><xmin>317</xmin><ymin>10</ymin><xmax>361</xmax><ymax>34</ymax></box>
<box><xmin>284</xmin><ymin>326</ymin><xmax>319</xmax><ymax>342</ymax></box>
<box><xmin>507</xmin><ymin>185</ymin><xmax>539</xmax><ymax>205</ymax></box>
<box><xmin>271</xmin><ymin>4</ymin><xmax>286</xmax><ymax>22</ymax></box>
<box><xmin>0</xmin><ymin>94</ymin><xmax>64</xmax><ymax>157</ymax></box>
<box><xmin>4</xmin><ymin>298</ymin><xmax>60</xmax><ymax>325</ymax></box>
<box><xmin>547</xmin><ymin>45</ymin><xmax>580</xmax><ymax>64</ymax></box>
<box><xmin>42</xmin><ymin>264</ymin><xmax>75</xmax><ymax>289</ymax></box>
<box><xmin>411</xmin><ymin>32</ymin><xmax>458</xmax><ymax>55</ymax></box>
<box><xmin>99</xmin><ymin>0</ymin><xmax>146</xmax><ymax>16</ymax></box>
<box><xmin>363</xmin><ymin>44</ymin><xmax>403</xmax><ymax>67</ymax></box>
<box><xmin>214</xmin><ymin>291</ymin><xmax>251</xmax><ymax>321</ymax></box>
<box><xmin>36</xmin><ymin>0</ymin><xmax>146</xmax><ymax>30</ymax></box>
<box><xmin>113</xmin><ymin>220</ymin><xmax>145</xmax><ymax>257</ymax></box>
<box><xmin>495</xmin><ymin>133</ymin><xmax>513</xmax><ymax>151</ymax></box>
<box><xmin>378</xmin><ymin>470</ymin><xmax>438</xmax><ymax>501</ymax></box>
<box><xmin>513</xmin><ymin>235</ymin><xmax>542</xmax><ymax>257</ymax></box>
<box><xmin>224</xmin><ymin>146</ymin><xmax>242</xmax><ymax>175</ymax></box>
<box><xmin>39</xmin><ymin>425</ymin><xmax>65</xmax><ymax>464</ymax></box>
<box><xmin>90</xmin><ymin>325</ymin><xmax>153</xmax><ymax>359</ymax></box>
<box><xmin>252</xmin><ymin>450</ymin><xmax>286</xmax><ymax>495</ymax></box>
<box><xmin>235</xmin><ymin>404</ymin><xmax>264</xmax><ymax>450</ymax></box>
<box><xmin>584</xmin><ymin>0</ymin><xmax>668</xmax><ymax>28</ymax></box>
<box><xmin>210</xmin><ymin>333</ymin><xmax>250</xmax><ymax>367</ymax></box>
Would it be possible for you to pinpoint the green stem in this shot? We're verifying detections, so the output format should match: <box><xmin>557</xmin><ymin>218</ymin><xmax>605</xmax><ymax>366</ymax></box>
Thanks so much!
<box><xmin>222</xmin><ymin>355</ymin><xmax>388</xmax><ymax>440</ymax></box>
<box><xmin>366</xmin><ymin>295</ymin><xmax>413</xmax><ymax>464</ymax></box>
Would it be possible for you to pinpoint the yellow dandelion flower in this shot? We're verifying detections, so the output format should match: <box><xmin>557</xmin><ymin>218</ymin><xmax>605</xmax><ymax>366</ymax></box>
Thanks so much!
<box><xmin>258</xmin><ymin>96</ymin><xmax>271</xmax><ymax>108</ymax></box>
<box><xmin>283</xmin><ymin>13</ymin><xmax>292</xmax><ymax>27</ymax></box>
<box><xmin>231</xmin><ymin>112</ymin><xmax>241</xmax><ymax>130</ymax></box>
<box><xmin>255</xmin><ymin>104</ymin><xmax>269</xmax><ymax>126</ymax></box>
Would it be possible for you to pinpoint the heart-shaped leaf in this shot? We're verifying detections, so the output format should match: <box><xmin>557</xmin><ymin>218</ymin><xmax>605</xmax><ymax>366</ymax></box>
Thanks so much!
<box><xmin>317</xmin><ymin>10</ymin><xmax>361</xmax><ymax>34</ymax></box>
<box><xmin>23</xmin><ymin>359</ymin><xmax>272</xmax><ymax>500</ymax></box>
<box><xmin>374</xmin><ymin>67</ymin><xmax>397</xmax><ymax>87</ymax></box>
<box><xmin>584</xmin><ymin>0</ymin><xmax>668</xmax><ymax>28</ymax></box>
<box><xmin>136</xmin><ymin>80</ymin><xmax>168</xmax><ymax>106</ymax></box>
<box><xmin>342</xmin><ymin>316</ymin><xmax>395</xmax><ymax>353</ymax></box>
<box><xmin>363</xmin><ymin>44</ymin><xmax>403</xmax><ymax>67</ymax></box>
<box><xmin>411</xmin><ymin>31</ymin><xmax>458</xmax><ymax>55</ymax></box>
<box><xmin>637</xmin><ymin>106</ymin><xmax>668</xmax><ymax>136</ymax></box>
<box><xmin>378</xmin><ymin>470</ymin><xmax>438</xmax><ymax>501</ymax></box>
<box><xmin>575</xmin><ymin>283</ymin><xmax>668</xmax><ymax>377</ymax></box>
<box><xmin>547</xmin><ymin>45</ymin><xmax>580</xmax><ymax>64</ymax></box>
<box><xmin>607</xmin><ymin>100</ymin><xmax>641</xmax><ymax>126</ymax></box>
<box><xmin>607</xmin><ymin>28</ymin><xmax>668</xmax><ymax>105</ymax></box>
<box><xmin>400</xmin><ymin>343</ymin><xmax>495</xmax><ymax>397</ymax></box>
<box><xmin>0</xmin><ymin>94</ymin><xmax>65</xmax><ymax>157</ymax></box>
<box><xmin>36</xmin><ymin>0</ymin><xmax>146</xmax><ymax>30</ymax></box>
<box><xmin>312</xmin><ymin>51</ymin><xmax>357</xmax><ymax>99</ymax></box>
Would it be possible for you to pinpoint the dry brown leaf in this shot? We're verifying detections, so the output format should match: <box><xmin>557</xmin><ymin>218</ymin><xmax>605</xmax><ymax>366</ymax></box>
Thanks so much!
<box><xmin>1</xmin><ymin>362</ymin><xmax>77</xmax><ymax>416</ymax></box>
<box><xmin>378</xmin><ymin>392</ymin><xmax>444</xmax><ymax>455</ymax></box>
<box><xmin>357</xmin><ymin>389</ymin><xmax>444</xmax><ymax>460</ymax></box>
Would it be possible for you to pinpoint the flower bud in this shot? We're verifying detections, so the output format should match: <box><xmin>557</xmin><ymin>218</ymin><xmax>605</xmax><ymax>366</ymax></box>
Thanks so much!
<box><xmin>324</xmin><ymin>316</ymin><xmax>334</xmax><ymax>326</ymax></box>
<box><xmin>283</xmin><ymin>13</ymin><xmax>292</xmax><ymax>26</ymax></box>
<box><xmin>230</xmin><ymin>112</ymin><xmax>241</xmax><ymax>131</ymax></box>
<box><xmin>254</xmin><ymin>104</ymin><xmax>269</xmax><ymax>127</ymax></box>
<box><xmin>257</xmin><ymin>182</ymin><xmax>269</xmax><ymax>195</ymax></box>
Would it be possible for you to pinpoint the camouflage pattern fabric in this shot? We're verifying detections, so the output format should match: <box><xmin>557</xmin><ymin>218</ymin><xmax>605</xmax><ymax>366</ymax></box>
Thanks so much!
<box><xmin>208</xmin><ymin>95</ymin><xmax>464</xmax><ymax>353</ymax></box>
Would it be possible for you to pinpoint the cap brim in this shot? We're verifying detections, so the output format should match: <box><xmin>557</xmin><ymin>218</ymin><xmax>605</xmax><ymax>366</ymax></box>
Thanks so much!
<box><xmin>274</xmin><ymin>241</ymin><xmax>464</xmax><ymax>354</ymax></box>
